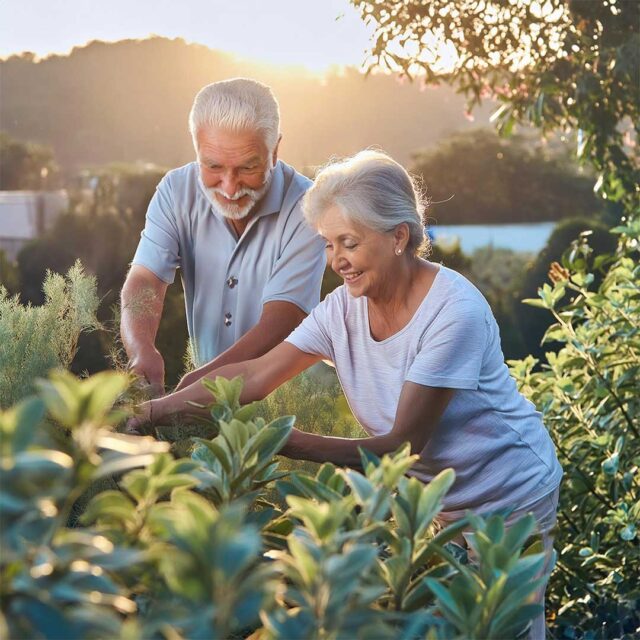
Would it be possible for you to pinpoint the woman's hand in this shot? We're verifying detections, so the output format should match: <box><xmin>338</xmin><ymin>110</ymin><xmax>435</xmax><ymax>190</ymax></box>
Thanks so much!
<box><xmin>125</xmin><ymin>400</ymin><xmax>153</xmax><ymax>435</ymax></box>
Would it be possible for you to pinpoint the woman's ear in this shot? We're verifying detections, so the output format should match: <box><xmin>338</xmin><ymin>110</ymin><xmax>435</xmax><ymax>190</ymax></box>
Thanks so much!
<box><xmin>394</xmin><ymin>223</ymin><xmax>410</xmax><ymax>253</ymax></box>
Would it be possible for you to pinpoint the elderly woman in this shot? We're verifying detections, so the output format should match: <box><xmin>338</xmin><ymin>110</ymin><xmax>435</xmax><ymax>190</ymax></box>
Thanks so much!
<box><xmin>130</xmin><ymin>150</ymin><xmax>561</xmax><ymax>637</ymax></box>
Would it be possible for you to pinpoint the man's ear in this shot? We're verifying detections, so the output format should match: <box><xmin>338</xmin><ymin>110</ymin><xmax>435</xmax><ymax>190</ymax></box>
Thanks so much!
<box><xmin>272</xmin><ymin>134</ymin><xmax>282</xmax><ymax>165</ymax></box>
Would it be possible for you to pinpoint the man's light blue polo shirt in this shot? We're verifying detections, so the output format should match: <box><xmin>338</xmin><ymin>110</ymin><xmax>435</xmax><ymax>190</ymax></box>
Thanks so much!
<box><xmin>132</xmin><ymin>160</ymin><xmax>326</xmax><ymax>366</ymax></box>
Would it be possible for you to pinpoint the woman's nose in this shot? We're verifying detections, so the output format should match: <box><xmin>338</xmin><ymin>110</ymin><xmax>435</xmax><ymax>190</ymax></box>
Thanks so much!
<box><xmin>331</xmin><ymin>251</ymin><xmax>348</xmax><ymax>272</ymax></box>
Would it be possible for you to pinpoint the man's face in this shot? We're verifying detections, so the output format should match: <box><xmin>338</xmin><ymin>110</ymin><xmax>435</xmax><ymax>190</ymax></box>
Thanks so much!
<box><xmin>196</xmin><ymin>126</ymin><xmax>276</xmax><ymax>220</ymax></box>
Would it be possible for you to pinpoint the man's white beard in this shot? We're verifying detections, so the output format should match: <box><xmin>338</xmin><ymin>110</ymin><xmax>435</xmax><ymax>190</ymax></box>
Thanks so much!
<box><xmin>199</xmin><ymin>165</ymin><xmax>273</xmax><ymax>220</ymax></box>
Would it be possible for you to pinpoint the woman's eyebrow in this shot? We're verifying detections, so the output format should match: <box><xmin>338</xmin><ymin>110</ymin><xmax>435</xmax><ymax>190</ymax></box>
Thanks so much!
<box><xmin>321</xmin><ymin>234</ymin><xmax>351</xmax><ymax>241</ymax></box>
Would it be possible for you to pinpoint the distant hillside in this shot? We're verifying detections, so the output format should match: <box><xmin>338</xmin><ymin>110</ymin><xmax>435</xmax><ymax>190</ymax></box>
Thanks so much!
<box><xmin>1</xmin><ymin>37</ymin><xmax>493</xmax><ymax>172</ymax></box>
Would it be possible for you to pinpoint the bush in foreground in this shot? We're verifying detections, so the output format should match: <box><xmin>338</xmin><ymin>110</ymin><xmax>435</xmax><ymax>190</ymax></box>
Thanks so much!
<box><xmin>1</xmin><ymin>373</ymin><xmax>546</xmax><ymax>639</ymax></box>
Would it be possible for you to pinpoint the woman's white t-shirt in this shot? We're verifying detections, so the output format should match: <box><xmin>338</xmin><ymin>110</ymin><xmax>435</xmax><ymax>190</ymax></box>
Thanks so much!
<box><xmin>285</xmin><ymin>265</ymin><xmax>563</xmax><ymax>515</ymax></box>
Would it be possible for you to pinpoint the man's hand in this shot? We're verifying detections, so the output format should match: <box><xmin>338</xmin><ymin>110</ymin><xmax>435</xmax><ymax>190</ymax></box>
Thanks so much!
<box><xmin>129</xmin><ymin>346</ymin><xmax>165</xmax><ymax>397</ymax></box>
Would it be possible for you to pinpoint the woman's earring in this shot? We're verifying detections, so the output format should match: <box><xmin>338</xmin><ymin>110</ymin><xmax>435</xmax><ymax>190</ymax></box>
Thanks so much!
<box><xmin>396</xmin><ymin>248</ymin><xmax>402</xmax><ymax>255</ymax></box>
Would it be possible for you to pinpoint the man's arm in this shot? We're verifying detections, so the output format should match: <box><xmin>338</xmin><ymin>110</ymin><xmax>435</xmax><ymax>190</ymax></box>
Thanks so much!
<box><xmin>120</xmin><ymin>264</ymin><xmax>169</xmax><ymax>395</ymax></box>
<box><xmin>175</xmin><ymin>300</ymin><xmax>307</xmax><ymax>391</ymax></box>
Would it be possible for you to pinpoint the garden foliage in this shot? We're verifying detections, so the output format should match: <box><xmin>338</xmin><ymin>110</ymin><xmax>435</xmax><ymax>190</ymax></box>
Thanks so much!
<box><xmin>510</xmin><ymin>217</ymin><xmax>640</xmax><ymax>638</ymax></box>
<box><xmin>1</xmin><ymin>373</ymin><xmax>547</xmax><ymax>639</ymax></box>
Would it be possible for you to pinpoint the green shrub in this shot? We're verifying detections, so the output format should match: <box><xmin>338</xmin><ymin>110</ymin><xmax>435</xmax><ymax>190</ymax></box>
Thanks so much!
<box><xmin>0</xmin><ymin>261</ymin><xmax>99</xmax><ymax>408</ymax></box>
<box><xmin>1</xmin><ymin>372</ymin><xmax>547</xmax><ymax>639</ymax></box>
<box><xmin>510</xmin><ymin>216</ymin><xmax>640</xmax><ymax>638</ymax></box>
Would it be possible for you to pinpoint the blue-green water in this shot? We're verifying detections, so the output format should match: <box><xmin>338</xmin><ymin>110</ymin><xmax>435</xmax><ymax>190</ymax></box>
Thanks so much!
<box><xmin>430</xmin><ymin>222</ymin><xmax>555</xmax><ymax>254</ymax></box>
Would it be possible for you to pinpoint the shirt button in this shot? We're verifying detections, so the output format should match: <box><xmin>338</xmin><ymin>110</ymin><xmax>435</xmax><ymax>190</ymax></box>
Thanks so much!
<box><xmin>227</xmin><ymin>276</ymin><xmax>238</xmax><ymax>289</ymax></box>
<box><xmin>224</xmin><ymin>312</ymin><xmax>232</xmax><ymax>327</ymax></box>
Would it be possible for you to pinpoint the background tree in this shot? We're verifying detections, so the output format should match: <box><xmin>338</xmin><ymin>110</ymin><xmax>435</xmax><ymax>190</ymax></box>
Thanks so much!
<box><xmin>0</xmin><ymin>250</ymin><xmax>20</xmax><ymax>294</ymax></box>
<box><xmin>0</xmin><ymin>38</ymin><xmax>495</xmax><ymax>173</ymax></box>
<box><xmin>413</xmin><ymin>128</ymin><xmax>601</xmax><ymax>224</ymax></box>
<box><xmin>0</xmin><ymin>132</ymin><xmax>61</xmax><ymax>190</ymax></box>
<box><xmin>352</xmin><ymin>0</ymin><xmax>639</xmax><ymax>212</ymax></box>
<box><xmin>513</xmin><ymin>217</ymin><xmax>616</xmax><ymax>360</ymax></box>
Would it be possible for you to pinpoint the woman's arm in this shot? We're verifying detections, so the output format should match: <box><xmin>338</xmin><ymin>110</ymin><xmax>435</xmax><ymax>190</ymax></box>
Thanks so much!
<box><xmin>282</xmin><ymin>382</ymin><xmax>455</xmax><ymax>466</ymax></box>
<box><xmin>128</xmin><ymin>343</ymin><xmax>320</xmax><ymax>431</ymax></box>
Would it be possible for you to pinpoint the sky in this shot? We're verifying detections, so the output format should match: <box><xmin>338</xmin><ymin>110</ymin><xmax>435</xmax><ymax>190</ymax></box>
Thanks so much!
<box><xmin>0</xmin><ymin>0</ymin><xmax>376</xmax><ymax>72</ymax></box>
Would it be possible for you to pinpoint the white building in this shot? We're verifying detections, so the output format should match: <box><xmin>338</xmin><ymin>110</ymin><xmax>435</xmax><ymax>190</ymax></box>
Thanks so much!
<box><xmin>0</xmin><ymin>191</ymin><xmax>68</xmax><ymax>261</ymax></box>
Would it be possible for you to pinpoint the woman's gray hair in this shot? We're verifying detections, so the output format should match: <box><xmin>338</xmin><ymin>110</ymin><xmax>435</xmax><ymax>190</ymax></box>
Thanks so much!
<box><xmin>303</xmin><ymin>150</ymin><xmax>429</xmax><ymax>255</ymax></box>
<box><xmin>188</xmin><ymin>78</ymin><xmax>280</xmax><ymax>152</ymax></box>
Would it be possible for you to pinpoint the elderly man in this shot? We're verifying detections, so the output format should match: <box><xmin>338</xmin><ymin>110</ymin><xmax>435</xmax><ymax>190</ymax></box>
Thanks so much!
<box><xmin>121</xmin><ymin>78</ymin><xmax>326</xmax><ymax>394</ymax></box>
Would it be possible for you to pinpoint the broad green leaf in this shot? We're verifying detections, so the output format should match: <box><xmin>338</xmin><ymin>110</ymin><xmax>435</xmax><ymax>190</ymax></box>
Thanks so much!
<box><xmin>219</xmin><ymin>418</ymin><xmax>250</xmax><ymax>451</ymax></box>
<box><xmin>503</xmin><ymin>515</ymin><xmax>536</xmax><ymax>554</ymax></box>
<box><xmin>80</xmin><ymin>491</ymin><xmax>136</xmax><ymax>526</ymax></box>
<box><xmin>93</xmin><ymin>453</ymin><xmax>157</xmax><ymax>480</ymax></box>
<box><xmin>343</xmin><ymin>469</ymin><xmax>374</xmax><ymax>503</ymax></box>
<box><xmin>287</xmin><ymin>532</ymin><xmax>319</xmax><ymax>587</ymax></box>
<box><xmin>488</xmin><ymin>603</ymin><xmax>543</xmax><ymax>638</ymax></box>
<box><xmin>152</xmin><ymin>474</ymin><xmax>198</xmax><ymax>496</ymax></box>
<box><xmin>0</xmin><ymin>397</ymin><xmax>45</xmax><ymax>455</ymax></box>
<box><xmin>192</xmin><ymin>439</ymin><xmax>232</xmax><ymax>474</ymax></box>
<box><xmin>245</xmin><ymin>416</ymin><xmax>294</xmax><ymax>462</ymax></box>
<box><xmin>425</xmin><ymin>578</ymin><xmax>465</xmax><ymax>626</ymax></box>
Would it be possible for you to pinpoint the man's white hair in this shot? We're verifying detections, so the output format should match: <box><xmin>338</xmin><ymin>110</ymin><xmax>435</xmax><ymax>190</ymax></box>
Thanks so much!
<box><xmin>302</xmin><ymin>150</ymin><xmax>430</xmax><ymax>255</ymax></box>
<box><xmin>188</xmin><ymin>78</ymin><xmax>280</xmax><ymax>152</ymax></box>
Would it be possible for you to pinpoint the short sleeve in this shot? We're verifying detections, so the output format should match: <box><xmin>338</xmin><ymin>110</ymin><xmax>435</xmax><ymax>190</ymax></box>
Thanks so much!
<box><xmin>285</xmin><ymin>292</ymin><xmax>336</xmax><ymax>361</ymax></box>
<box><xmin>406</xmin><ymin>298</ymin><xmax>489</xmax><ymax>390</ymax></box>
<box><xmin>261</xmin><ymin>201</ymin><xmax>326</xmax><ymax>313</ymax></box>
<box><xmin>132</xmin><ymin>174</ymin><xmax>180</xmax><ymax>284</ymax></box>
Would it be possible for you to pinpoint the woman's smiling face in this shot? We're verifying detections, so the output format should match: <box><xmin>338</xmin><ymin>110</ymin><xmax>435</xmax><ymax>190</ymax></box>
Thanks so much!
<box><xmin>318</xmin><ymin>205</ymin><xmax>399</xmax><ymax>299</ymax></box>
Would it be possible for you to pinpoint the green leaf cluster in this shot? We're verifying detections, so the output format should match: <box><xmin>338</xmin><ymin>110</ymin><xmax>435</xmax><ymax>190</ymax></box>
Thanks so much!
<box><xmin>189</xmin><ymin>377</ymin><xmax>293</xmax><ymax>506</ymax></box>
<box><xmin>265</xmin><ymin>447</ymin><xmax>546</xmax><ymax>639</ymax></box>
<box><xmin>426</xmin><ymin>514</ymin><xmax>547</xmax><ymax>639</ymax></box>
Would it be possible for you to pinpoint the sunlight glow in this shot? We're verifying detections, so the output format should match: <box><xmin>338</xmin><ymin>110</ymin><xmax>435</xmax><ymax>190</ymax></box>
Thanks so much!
<box><xmin>0</xmin><ymin>0</ymin><xmax>375</xmax><ymax>74</ymax></box>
